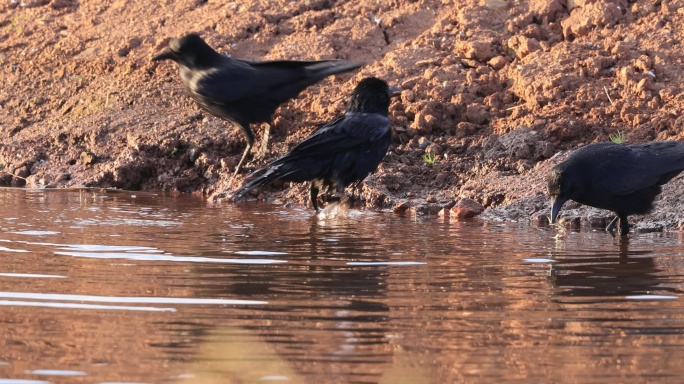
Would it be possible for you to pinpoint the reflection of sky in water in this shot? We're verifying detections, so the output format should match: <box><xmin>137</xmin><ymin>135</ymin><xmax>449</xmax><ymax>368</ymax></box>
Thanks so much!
<box><xmin>71</xmin><ymin>218</ymin><xmax>181</xmax><ymax>227</ymax></box>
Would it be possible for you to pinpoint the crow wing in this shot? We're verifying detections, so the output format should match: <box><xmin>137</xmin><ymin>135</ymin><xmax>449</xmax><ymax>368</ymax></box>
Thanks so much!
<box><xmin>272</xmin><ymin>112</ymin><xmax>391</xmax><ymax>165</ymax></box>
<box><xmin>194</xmin><ymin>58</ymin><xmax>361</xmax><ymax>105</ymax></box>
<box><xmin>593</xmin><ymin>141</ymin><xmax>684</xmax><ymax>195</ymax></box>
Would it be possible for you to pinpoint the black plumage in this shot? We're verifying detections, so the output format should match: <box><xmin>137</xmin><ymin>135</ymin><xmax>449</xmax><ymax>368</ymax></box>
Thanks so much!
<box><xmin>547</xmin><ymin>141</ymin><xmax>684</xmax><ymax>235</ymax></box>
<box><xmin>233</xmin><ymin>77</ymin><xmax>398</xmax><ymax>211</ymax></box>
<box><xmin>152</xmin><ymin>33</ymin><xmax>363</xmax><ymax>174</ymax></box>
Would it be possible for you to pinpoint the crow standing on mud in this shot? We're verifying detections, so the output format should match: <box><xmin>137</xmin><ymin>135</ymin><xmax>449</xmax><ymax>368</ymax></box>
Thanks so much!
<box><xmin>152</xmin><ymin>33</ymin><xmax>363</xmax><ymax>175</ymax></box>
<box><xmin>547</xmin><ymin>141</ymin><xmax>684</xmax><ymax>235</ymax></box>
<box><xmin>233</xmin><ymin>77</ymin><xmax>399</xmax><ymax>211</ymax></box>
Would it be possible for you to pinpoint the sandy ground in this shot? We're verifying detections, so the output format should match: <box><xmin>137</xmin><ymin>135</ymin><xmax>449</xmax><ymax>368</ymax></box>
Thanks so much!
<box><xmin>1</xmin><ymin>0</ymin><xmax>683</xmax><ymax>232</ymax></box>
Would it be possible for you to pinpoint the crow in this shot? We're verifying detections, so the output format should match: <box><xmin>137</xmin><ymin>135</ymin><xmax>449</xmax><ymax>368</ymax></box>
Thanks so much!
<box><xmin>152</xmin><ymin>33</ymin><xmax>363</xmax><ymax>175</ymax></box>
<box><xmin>547</xmin><ymin>141</ymin><xmax>684</xmax><ymax>235</ymax></box>
<box><xmin>233</xmin><ymin>77</ymin><xmax>399</xmax><ymax>211</ymax></box>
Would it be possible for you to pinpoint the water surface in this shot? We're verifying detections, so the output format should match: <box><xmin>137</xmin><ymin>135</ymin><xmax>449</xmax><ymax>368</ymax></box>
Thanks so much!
<box><xmin>0</xmin><ymin>188</ymin><xmax>683</xmax><ymax>383</ymax></box>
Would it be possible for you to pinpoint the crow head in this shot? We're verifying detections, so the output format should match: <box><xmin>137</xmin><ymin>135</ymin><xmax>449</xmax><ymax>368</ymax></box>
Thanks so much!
<box><xmin>547</xmin><ymin>165</ymin><xmax>584</xmax><ymax>224</ymax></box>
<box><xmin>153</xmin><ymin>33</ymin><xmax>221</xmax><ymax>68</ymax></box>
<box><xmin>347</xmin><ymin>77</ymin><xmax>400</xmax><ymax>116</ymax></box>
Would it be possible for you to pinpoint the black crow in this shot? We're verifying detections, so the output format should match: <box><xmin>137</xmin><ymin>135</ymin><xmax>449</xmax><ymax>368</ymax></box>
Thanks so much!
<box><xmin>152</xmin><ymin>33</ymin><xmax>363</xmax><ymax>174</ymax></box>
<box><xmin>233</xmin><ymin>77</ymin><xmax>399</xmax><ymax>211</ymax></box>
<box><xmin>547</xmin><ymin>141</ymin><xmax>684</xmax><ymax>235</ymax></box>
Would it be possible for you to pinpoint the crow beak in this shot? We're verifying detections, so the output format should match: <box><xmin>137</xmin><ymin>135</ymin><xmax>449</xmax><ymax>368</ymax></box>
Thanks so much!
<box><xmin>152</xmin><ymin>49</ymin><xmax>176</xmax><ymax>61</ymax></box>
<box><xmin>388</xmin><ymin>86</ymin><xmax>402</xmax><ymax>97</ymax></box>
<box><xmin>550</xmin><ymin>196</ymin><xmax>568</xmax><ymax>224</ymax></box>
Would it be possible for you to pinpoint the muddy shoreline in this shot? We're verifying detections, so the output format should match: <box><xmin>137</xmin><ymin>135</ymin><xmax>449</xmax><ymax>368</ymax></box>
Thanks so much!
<box><xmin>1</xmin><ymin>0</ymin><xmax>683</xmax><ymax>232</ymax></box>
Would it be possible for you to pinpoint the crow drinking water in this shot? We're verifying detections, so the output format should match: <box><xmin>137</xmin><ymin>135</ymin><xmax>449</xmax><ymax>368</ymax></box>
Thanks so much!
<box><xmin>547</xmin><ymin>141</ymin><xmax>684</xmax><ymax>235</ymax></box>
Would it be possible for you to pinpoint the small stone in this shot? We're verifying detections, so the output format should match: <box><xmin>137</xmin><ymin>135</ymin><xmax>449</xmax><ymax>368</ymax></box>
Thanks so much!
<box><xmin>455</xmin><ymin>38</ymin><xmax>494</xmax><ymax>62</ymax></box>
<box><xmin>488</xmin><ymin>56</ymin><xmax>508</xmax><ymax>70</ymax></box>
<box><xmin>80</xmin><ymin>151</ymin><xmax>96</xmax><ymax>165</ymax></box>
<box><xmin>536</xmin><ymin>141</ymin><xmax>556</xmax><ymax>158</ymax></box>
<box><xmin>450</xmin><ymin>198</ymin><xmax>484</xmax><ymax>218</ymax></box>
<box><xmin>408</xmin><ymin>205</ymin><xmax>429</xmax><ymax>216</ymax></box>
<box><xmin>531</xmin><ymin>212</ymin><xmax>550</xmax><ymax>226</ymax></box>
<box><xmin>128</xmin><ymin>37</ymin><xmax>142</xmax><ymax>49</ymax></box>
<box><xmin>456</xmin><ymin>122</ymin><xmax>478</xmax><ymax>138</ymax></box>
<box><xmin>398</xmin><ymin>155</ymin><xmax>412</xmax><ymax>165</ymax></box>
<box><xmin>14</xmin><ymin>166</ymin><xmax>30</xmax><ymax>179</ymax></box>
<box><xmin>426</xmin><ymin>143</ymin><xmax>442</xmax><ymax>155</ymax></box>
<box><xmin>636</xmin><ymin>78</ymin><xmax>653</xmax><ymax>93</ymax></box>
<box><xmin>465</xmin><ymin>104</ymin><xmax>488</xmax><ymax>125</ymax></box>
<box><xmin>401</xmin><ymin>89</ymin><xmax>415</xmax><ymax>103</ymax></box>
<box><xmin>507</xmin><ymin>36</ymin><xmax>541</xmax><ymax>59</ymax></box>
<box><xmin>417</xmin><ymin>137</ymin><xmax>431</xmax><ymax>150</ymax></box>
<box><xmin>188</xmin><ymin>147</ymin><xmax>201</xmax><ymax>162</ymax></box>
<box><xmin>392</xmin><ymin>200</ymin><xmax>411</xmax><ymax>213</ymax></box>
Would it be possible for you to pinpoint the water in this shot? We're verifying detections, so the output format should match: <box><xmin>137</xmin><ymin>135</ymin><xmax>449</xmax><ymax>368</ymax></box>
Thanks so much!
<box><xmin>0</xmin><ymin>188</ymin><xmax>683</xmax><ymax>383</ymax></box>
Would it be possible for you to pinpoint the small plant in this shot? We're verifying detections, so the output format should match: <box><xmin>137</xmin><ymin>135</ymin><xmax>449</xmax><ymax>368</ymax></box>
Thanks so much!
<box><xmin>422</xmin><ymin>152</ymin><xmax>437</xmax><ymax>165</ymax></box>
<box><xmin>609</xmin><ymin>130</ymin><xmax>625</xmax><ymax>144</ymax></box>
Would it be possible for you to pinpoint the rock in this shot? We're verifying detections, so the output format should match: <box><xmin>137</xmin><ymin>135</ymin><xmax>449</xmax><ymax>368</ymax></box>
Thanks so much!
<box><xmin>455</xmin><ymin>122</ymin><xmax>478</xmax><ymax>138</ymax></box>
<box><xmin>531</xmin><ymin>211</ymin><xmax>550</xmax><ymax>226</ymax></box>
<box><xmin>488</xmin><ymin>56</ymin><xmax>508</xmax><ymax>70</ymax></box>
<box><xmin>507</xmin><ymin>35</ymin><xmax>542</xmax><ymax>59</ymax></box>
<box><xmin>529</xmin><ymin>0</ymin><xmax>566</xmax><ymax>22</ymax></box>
<box><xmin>450</xmin><ymin>198</ymin><xmax>484</xmax><ymax>218</ymax></box>
<box><xmin>567</xmin><ymin>0</ymin><xmax>588</xmax><ymax>11</ymax></box>
<box><xmin>465</xmin><ymin>104</ymin><xmax>488</xmax><ymax>125</ymax></box>
<box><xmin>188</xmin><ymin>147</ymin><xmax>201</xmax><ymax>162</ymax></box>
<box><xmin>484</xmin><ymin>128</ymin><xmax>556</xmax><ymax>161</ymax></box>
<box><xmin>426</xmin><ymin>143</ymin><xmax>442</xmax><ymax>155</ymax></box>
<box><xmin>392</xmin><ymin>200</ymin><xmax>411</xmax><ymax>213</ymax></box>
<box><xmin>401</xmin><ymin>89</ymin><xmax>415</xmax><ymax>103</ymax></box>
<box><xmin>80</xmin><ymin>151</ymin><xmax>96</xmax><ymax>165</ymax></box>
<box><xmin>14</xmin><ymin>165</ymin><xmax>30</xmax><ymax>179</ymax></box>
<box><xmin>634</xmin><ymin>222</ymin><xmax>665</xmax><ymax>233</ymax></box>
<box><xmin>417</xmin><ymin>137</ymin><xmax>431</xmax><ymax>150</ymax></box>
<box><xmin>455</xmin><ymin>38</ymin><xmax>494</xmax><ymax>62</ymax></box>
<box><xmin>408</xmin><ymin>204</ymin><xmax>430</xmax><ymax>216</ymax></box>
<box><xmin>561</xmin><ymin>1</ymin><xmax>625</xmax><ymax>39</ymax></box>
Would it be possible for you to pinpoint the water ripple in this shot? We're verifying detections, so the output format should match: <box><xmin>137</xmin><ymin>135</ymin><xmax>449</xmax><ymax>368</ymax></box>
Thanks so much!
<box><xmin>0</xmin><ymin>273</ymin><xmax>66</xmax><ymax>279</ymax></box>
<box><xmin>346</xmin><ymin>261</ymin><xmax>427</xmax><ymax>266</ymax></box>
<box><xmin>26</xmin><ymin>370</ymin><xmax>86</xmax><ymax>376</ymax></box>
<box><xmin>54</xmin><ymin>251</ymin><xmax>286</xmax><ymax>265</ymax></box>
<box><xmin>10</xmin><ymin>231</ymin><xmax>59</xmax><ymax>236</ymax></box>
<box><xmin>0</xmin><ymin>300</ymin><xmax>176</xmax><ymax>312</ymax></box>
<box><xmin>0</xmin><ymin>292</ymin><xmax>267</xmax><ymax>305</ymax></box>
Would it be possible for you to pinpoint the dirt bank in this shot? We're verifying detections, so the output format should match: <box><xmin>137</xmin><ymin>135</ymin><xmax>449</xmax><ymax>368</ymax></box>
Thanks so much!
<box><xmin>1</xmin><ymin>0</ymin><xmax>683</xmax><ymax>232</ymax></box>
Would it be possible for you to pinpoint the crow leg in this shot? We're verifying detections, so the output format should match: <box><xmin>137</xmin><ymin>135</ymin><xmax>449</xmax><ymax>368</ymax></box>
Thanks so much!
<box><xmin>233</xmin><ymin>123</ymin><xmax>255</xmax><ymax>176</ymax></box>
<box><xmin>233</xmin><ymin>142</ymin><xmax>252</xmax><ymax>176</ymax></box>
<box><xmin>310</xmin><ymin>183</ymin><xmax>320</xmax><ymax>212</ymax></box>
<box><xmin>258</xmin><ymin>123</ymin><xmax>271</xmax><ymax>158</ymax></box>
<box><xmin>606</xmin><ymin>215</ymin><xmax>619</xmax><ymax>232</ymax></box>
<box><xmin>617</xmin><ymin>214</ymin><xmax>630</xmax><ymax>236</ymax></box>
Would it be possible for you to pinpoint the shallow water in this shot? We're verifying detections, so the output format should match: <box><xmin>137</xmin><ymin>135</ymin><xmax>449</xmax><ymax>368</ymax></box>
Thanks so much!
<box><xmin>0</xmin><ymin>189</ymin><xmax>684</xmax><ymax>383</ymax></box>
